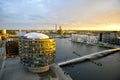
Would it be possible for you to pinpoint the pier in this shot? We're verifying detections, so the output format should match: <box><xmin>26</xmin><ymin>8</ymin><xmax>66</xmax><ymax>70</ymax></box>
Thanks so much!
<box><xmin>58</xmin><ymin>48</ymin><xmax>120</xmax><ymax>66</ymax></box>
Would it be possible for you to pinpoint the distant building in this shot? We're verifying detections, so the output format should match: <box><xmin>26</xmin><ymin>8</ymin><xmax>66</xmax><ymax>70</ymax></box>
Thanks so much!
<box><xmin>117</xmin><ymin>37</ymin><xmax>120</xmax><ymax>45</ymax></box>
<box><xmin>16</xmin><ymin>31</ymin><xmax>26</xmax><ymax>36</ymax></box>
<box><xmin>99</xmin><ymin>32</ymin><xmax>118</xmax><ymax>44</ymax></box>
<box><xmin>55</xmin><ymin>24</ymin><xmax>57</xmax><ymax>32</ymax></box>
<box><xmin>0</xmin><ymin>36</ymin><xmax>1</xmax><ymax>40</ymax></box>
<box><xmin>2</xmin><ymin>29</ymin><xmax>6</xmax><ymax>35</ymax></box>
<box><xmin>6</xmin><ymin>36</ymin><xmax>19</xmax><ymax>57</ymax></box>
<box><xmin>1</xmin><ymin>29</ymin><xmax>8</xmax><ymax>40</ymax></box>
<box><xmin>71</xmin><ymin>34</ymin><xmax>98</xmax><ymax>44</ymax></box>
<box><xmin>6</xmin><ymin>41</ymin><xmax>19</xmax><ymax>57</ymax></box>
<box><xmin>19</xmin><ymin>32</ymin><xmax>56</xmax><ymax>73</ymax></box>
<box><xmin>0</xmin><ymin>36</ymin><xmax>2</xmax><ymax>47</ymax></box>
<box><xmin>57</xmin><ymin>26</ymin><xmax>64</xmax><ymax>35</ymax></box>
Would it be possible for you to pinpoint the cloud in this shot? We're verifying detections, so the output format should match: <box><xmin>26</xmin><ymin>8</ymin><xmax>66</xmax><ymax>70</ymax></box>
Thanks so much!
<box><xmin>51</xmin><ymin>0</ymin><xmax>120</xmax><ymax>23</ymax></box>
<box><xmin>0</xmin><ymin>0</ymin><xmax>120</xmax><ymax>30</ymax></box>
<box><xmin>0</xmin><ymin>0</ymin><xmax>50</xmax><ymax>22</ymax></box>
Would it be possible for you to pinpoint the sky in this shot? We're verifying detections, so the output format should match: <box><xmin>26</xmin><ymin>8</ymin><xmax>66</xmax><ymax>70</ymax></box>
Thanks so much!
<box><xmin>0</xmin><ymin>0</ymin><xmax>120</xmax><ymax>30</ymax></box>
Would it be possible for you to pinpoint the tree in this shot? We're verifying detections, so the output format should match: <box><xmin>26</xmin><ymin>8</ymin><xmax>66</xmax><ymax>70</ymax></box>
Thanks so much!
<box><xmin>7</xmin><ymin>30</ymin><xmax>16</xmax><ymax>35</ymax></box>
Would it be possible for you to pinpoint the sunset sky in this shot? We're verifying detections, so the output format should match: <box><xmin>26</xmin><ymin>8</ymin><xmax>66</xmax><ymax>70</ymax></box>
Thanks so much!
<box><xmin>0</xmin><ymin>0</ymin><xmax>120</xmax><ymax>30</ymax></box>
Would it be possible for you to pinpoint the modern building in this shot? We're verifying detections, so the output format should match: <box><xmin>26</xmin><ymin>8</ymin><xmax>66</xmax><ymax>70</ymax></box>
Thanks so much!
<box><xmin>19</xmin><ymin>32</ymin><xmax>56</xmax><ymax>73</ymax></box>
<box><xmin>117</xmin><ymin>37</ymin><xmax>120</xmax><ymax>45</ymax></box>
<box><xmin>71</xmin><ymin>34</ymin><xmax>98</xmax><ymax>44</ymax></box>
<box><xmin>6</xmin><ymin>40</ymin><xmax>19</xmax><ymax>57</ymax></box>
<box><xmin>99</xmin><ymin>32</ymin><xmax>118</xmax><ymax>44</ymax></box>
<box><xmin>6</xmin><ymin>36</ymin><xmax>19</xmax><ymax>57</ymax></box>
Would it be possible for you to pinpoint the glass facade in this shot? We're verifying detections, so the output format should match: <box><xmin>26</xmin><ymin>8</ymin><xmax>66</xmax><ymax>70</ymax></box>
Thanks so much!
<box><xmin>19</xmin><ymin>37</ymin><xmax>56</xmax><ymax>72</ymax></box>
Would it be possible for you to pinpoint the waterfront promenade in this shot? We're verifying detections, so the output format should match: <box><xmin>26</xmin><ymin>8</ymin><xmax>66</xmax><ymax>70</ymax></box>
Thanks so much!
<box><xmin>1</xmin><ymin>58</ymin><xmax>72</xmax><ymax>80</ymax></box>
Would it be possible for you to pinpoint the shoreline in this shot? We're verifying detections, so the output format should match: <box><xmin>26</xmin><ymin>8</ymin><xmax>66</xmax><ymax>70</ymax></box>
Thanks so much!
<box><xmin>71</xmin><ymin>40</ymin><xmax>120</xmax><ymax>49</ymax></box>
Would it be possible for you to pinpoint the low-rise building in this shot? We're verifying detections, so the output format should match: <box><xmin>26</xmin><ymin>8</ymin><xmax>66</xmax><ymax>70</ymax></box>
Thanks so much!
<box><xmin>71</xmin><ymin>34</ymin><xmax>98</xmax><ymax>44</ymax></box>
<box><xmin>6</xmin><ymin>36</ymin><xmax>19</xmax><ymax>57</ymax></box>
<box><xmin>99</xmin><ymin>32</ymin><xmax>119</xmax><ymax>45</ymax></box>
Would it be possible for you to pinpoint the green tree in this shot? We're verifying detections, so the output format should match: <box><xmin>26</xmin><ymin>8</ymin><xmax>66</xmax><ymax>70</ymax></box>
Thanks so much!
<box><xmin>7</xmin><ymin>30</ymin><xmax>16</xmax><ymax>35</ymax></box>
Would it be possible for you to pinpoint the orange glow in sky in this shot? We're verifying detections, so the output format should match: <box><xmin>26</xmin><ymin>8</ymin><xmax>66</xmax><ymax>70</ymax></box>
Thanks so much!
<box><xmin>0</xmin><ymin>0</ymin><xmax>120</xmax><ymax>30</ymax></box>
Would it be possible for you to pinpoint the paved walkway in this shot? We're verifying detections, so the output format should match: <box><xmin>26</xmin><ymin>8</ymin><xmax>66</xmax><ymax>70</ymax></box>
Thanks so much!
<box><xmin>51</xmin><ymin>64</ymin><xmax>72</xmax><ymax>80</ymax></box>
<box><xmin>2</xmin><ymin>58</ymin><xmax>40</xmax><ymax>80</ymax></box>
<box><xmin>0</xmin><ymin>41</ymin><xmax>6</xmax><ymax>80</ymax></box>
<box><xmin>1</xmin><ymin>58</ymin><xmax>72</xmax><ymax>80</ymax></box>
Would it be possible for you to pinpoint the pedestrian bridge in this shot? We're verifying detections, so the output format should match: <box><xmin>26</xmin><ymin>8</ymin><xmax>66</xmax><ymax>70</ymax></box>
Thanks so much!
<box><xmin>58</xmin><ymin>48</ymin><xmax>120</xmax><ymax>66</ymax></box>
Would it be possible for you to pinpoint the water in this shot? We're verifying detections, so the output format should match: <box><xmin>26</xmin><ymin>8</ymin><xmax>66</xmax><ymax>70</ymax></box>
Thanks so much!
<box><xmin>16</xmin><ymin>31</ymin><xmax>26</xmax><ymax>36</ymax></box>
<box><xmin>55</xmin><ymin>38</ymin><xmax>108</xmax><ymax>63</ymax></box>
<box><xmin>55</xmin><ymin>38</ymin><xmax>120</xmax><ymax>80</ymax></box>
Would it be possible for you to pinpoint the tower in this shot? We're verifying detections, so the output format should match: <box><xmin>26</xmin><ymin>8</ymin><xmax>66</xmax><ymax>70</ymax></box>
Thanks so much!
<box><xmin>59</xmin><ymin>26</ymin><xmax>62</xmax><ymax>30</ymax></box>
<box><xmin>57</xmin><ymin>26</ymin><xmax>64</xmax><ymax>36</ymax></box>
<box><xmin>55</xmin><ymin>24</ymin><xmax>57</xmax><ymax>32</ymax></box>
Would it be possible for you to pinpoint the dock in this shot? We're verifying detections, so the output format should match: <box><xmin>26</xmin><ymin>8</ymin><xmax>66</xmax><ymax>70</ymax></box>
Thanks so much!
<box><xmin>58</xmin><ymin>48</ymin><xmax>120</xmax><ymax>66</ymax></box>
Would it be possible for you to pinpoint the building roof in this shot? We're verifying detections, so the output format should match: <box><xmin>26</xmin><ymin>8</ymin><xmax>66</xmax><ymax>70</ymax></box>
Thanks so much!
<box><xmin>24</xmin><ymin>32</ymin><xmax>49</xmax><ymax>39</ymax></box>
<box><xmin>118</xmin><ymin>37</ymin><xmax>120</xmax><ymax>39</ymax></box>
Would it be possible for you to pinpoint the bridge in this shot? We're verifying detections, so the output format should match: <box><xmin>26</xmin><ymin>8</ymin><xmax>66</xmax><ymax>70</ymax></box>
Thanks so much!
<box><xmin>58</xmin><ymin>48</ymin><xmax>120</xmax><ymax>66</ymax></box>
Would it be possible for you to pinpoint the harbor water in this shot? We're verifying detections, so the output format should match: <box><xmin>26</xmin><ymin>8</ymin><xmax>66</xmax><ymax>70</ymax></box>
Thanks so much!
<box><xmin>55</xmin><ymin>38</ymin><xmax>120</xmax><ymax>80</ymax></box>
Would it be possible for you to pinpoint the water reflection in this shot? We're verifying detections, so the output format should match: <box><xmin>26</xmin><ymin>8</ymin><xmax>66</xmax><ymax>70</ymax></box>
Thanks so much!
<box><xmin>55</xmin><ymin>38</ymin><xmax>120</xmax><ymax>80</ymax></box>
<box><xmin>55</xmin><ymin>38</ymin><xmax>108</xmax><ymax>63</ymax></box>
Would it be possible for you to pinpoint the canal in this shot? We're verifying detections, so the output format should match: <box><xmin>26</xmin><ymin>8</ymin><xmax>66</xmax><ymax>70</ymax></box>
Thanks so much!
<box><xmin>55</xmin><ymin>38</ymin><xmax>120</xmax><ymax>80</ymax></box>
